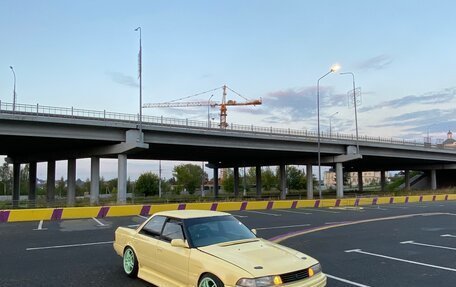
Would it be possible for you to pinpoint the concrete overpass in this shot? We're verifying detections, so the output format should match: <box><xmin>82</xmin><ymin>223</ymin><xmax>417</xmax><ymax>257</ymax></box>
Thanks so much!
<box><xmin>1</xmin><ymin>101</ymin><xmax>456</xmax><ymax>206</ymax></box>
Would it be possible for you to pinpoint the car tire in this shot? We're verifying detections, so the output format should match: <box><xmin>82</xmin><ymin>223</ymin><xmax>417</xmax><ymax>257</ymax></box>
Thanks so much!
<box><xmin>123</xmin><ymin>246</ymin><xmax>139</xmax><ymax>278</ymax></box>
<box><xmin>198</xmin><ymin>273</ymin><xmax>224</xmax><ymax>287</ymax></box>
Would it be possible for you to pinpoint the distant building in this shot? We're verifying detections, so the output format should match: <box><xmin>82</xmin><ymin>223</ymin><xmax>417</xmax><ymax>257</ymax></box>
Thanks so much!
<box><xmin>442</xmin><ymin>130</ymin><xmax>456</xmax><ymax>148</ymax></box>
<box><xmin>324</xmin><ymin>171</ymin><xmax>384</xmax><ymax>188</ymax></box>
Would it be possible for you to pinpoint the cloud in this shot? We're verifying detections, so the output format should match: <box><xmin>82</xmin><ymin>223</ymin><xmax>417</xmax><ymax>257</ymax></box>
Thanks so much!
<box><xmin>357</xmin><ymin>54</ymin><xmax>393</xmax><ymax>71</ymax></box>
<box><xmin>106</xmin><ymin>72</ymin><xmax>139</xmax><ymax>88</ymax></box>
<box><xmin>359</xmin><ymin>88</ymin><xmax>456</xmax><ymax>113</ymax></box>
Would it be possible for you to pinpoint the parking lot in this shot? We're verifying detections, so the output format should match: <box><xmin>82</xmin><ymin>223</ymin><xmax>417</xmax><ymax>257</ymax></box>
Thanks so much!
<box><xmin>1</xmin><ymin>200</ymin><xmax>456</xmax><ymax>286</ymax></box>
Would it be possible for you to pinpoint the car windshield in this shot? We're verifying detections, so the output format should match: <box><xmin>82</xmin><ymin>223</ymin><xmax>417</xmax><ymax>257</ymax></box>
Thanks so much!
<box><xmin>184</xmin><ymin>215</ymin><xmax>256</xmax><ymax>247</ymax></box>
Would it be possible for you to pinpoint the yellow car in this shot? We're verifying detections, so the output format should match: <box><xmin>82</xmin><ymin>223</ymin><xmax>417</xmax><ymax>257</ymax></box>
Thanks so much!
<box><xmin>113</xmin><ymin>210</ymin><xmax>326</xmax><ymax>287</ymax></box>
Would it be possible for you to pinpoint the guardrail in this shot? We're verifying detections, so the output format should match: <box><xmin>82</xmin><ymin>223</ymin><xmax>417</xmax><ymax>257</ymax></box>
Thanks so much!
<box><xmin>0</xmin><ymin>100</ymin><xmax>439</xmax><ymax>148</ymax></box>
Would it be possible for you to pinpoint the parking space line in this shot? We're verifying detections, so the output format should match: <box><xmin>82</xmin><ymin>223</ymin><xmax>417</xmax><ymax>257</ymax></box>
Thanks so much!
<box><xmin>245</xmin><ymin>210</ymin><xmax>281</xmax><ymax>217</ymax></box>
<box><xmin>128</xmin><ymin>224</ymin><xmax>140</xmax><ymax>228</ymax></box>
<box><xmin>26</xmin><ymin>241</ymin><xmax>114</xmax><ymax>251</ymax></box>
<box><xmin>299</xmin><ymin>208</ymin><xmax>339</xmax><ymax>214</ymax></box>
<box><xmin>345</xmin><ymin>249</ymin><xmax>456</xmax><ymax>272</ymax></box>
<box><xmin>400</xmin><ymin>240</ymin><xmax>456</xmax><ymax>251</ymax></box>
<box><xmin>276</xmin><ymin>209</ymin><xmax>312</xmax><ymax>215</ymax></box>
<box><xmin>92</xmin><ymin>217</ymin><xmax>106</xmax><ymax>227</ymax></box>
<box><xmin>137</xmin><ymin>215</ymin><xmax>149</xmax><ymax>220</ymax></box>
<box><xmin>359</xmin><ymin>206</ymin><xmax>388</xmax><ymax>211</ymax></box>
<box><xmin>33</xmin><ymin>220</ymin><xmax>47</xmax><ymax>231</ymax></box>
<box><xmin>255</xmin><ymin>224</ymin><xmax>310</xmax><ymax>230</ymax></box>
<box><xmin>326</xmin><ymin>274</ymin><xmax>371</xmax><ymax>287</ymax></box>
<box><xmin>441</xmin><ymin>234</ymin><xmax>456</xmax><ymax>238</ymax></box>
<box><xmin>231</xmin><ymin>214</ymin><xmax>248</xmax><ymax>218</ymax></box>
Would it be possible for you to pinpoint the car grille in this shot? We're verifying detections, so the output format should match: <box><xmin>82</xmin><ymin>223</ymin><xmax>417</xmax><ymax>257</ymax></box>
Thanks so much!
<box><xmin>280</xmin><ymin>269</ymin><xmax>309</xmax><ymax>283</ymax></box>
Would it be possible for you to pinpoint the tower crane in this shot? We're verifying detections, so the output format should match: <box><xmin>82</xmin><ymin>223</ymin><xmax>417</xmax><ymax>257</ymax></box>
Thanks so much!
<box><xmin>143</xmin><ymin>85</ymin><xmax>262</xmax><ymax>128</ymax></box>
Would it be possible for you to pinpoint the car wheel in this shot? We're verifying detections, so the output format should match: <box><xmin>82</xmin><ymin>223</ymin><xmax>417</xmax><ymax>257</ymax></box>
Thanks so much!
<box><xmin>199</xmin><ymin>274</ymin><xmax>224</xmax><ymax>287</ymax></box>
<box><xmin>123</xmin><ymin>246</ymin><xmax>138</xmax><ymax>278</ymax></box>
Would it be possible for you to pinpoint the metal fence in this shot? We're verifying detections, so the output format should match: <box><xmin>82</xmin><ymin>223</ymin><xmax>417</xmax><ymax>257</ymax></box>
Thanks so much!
<box><xmin>0</xmin><ymin>100</ymin><xmax>437</xmax><ymax>148</ymax></box>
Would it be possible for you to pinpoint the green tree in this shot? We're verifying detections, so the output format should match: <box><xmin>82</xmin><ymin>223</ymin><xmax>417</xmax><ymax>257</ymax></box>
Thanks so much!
<box><xmin>262</xmin><ymin>167</ymin><xmax>277</xmax><ymax>191</ymax></box>
<box><xmin>221</xmin><ymin>169</ymin><xmax>235</xmax><ymax>193</ymax></box>
<box><xmin>173</xmin><ymin>164</ymin><xmax>204</xmax><ymax>194</ymax></box>
<box><xmin>0</xmin><ymin>162</ymin><xmax>12</xmax><ymax>195</ymax></box>
<box><xmin>135</xmin><ymin>172</ymin><xmax>160</xmax><ymax>196</ymax></box>
<box><xmin>56</xmin><ymin>176</ymin><xmax>66</xmax><ymax>197</ymax></box>
<box><xmin>20</xmin><ymin>164</ymin><xmax>29</xmax><ymax>195</ymax></box>
<box><xmin>287</xmin><ymin>166</ymin><xmax>306</xmax><ymax>190</ymax></box>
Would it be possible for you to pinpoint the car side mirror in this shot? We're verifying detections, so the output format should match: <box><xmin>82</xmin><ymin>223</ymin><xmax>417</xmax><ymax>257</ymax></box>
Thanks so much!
<box><xmin>251</xmin><ymin>229</ymin><xmax>257</xmax><ymax>235</ymax></box>
<box><xmin>171</xmin><ymin>239</ymin><xmax>189</xmax><ymax>248</ymax></box>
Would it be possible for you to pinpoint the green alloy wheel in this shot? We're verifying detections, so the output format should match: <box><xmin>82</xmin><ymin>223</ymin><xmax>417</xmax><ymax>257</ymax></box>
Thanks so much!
<box><xmin>123</xmin><ymin>247</ymin><xmax>138</xmax><ymax>278</ymax></box>
<box><xmin>199</xmin><ymin>274</ymin><xmax>224</xmax><ymax>287</ymax></box>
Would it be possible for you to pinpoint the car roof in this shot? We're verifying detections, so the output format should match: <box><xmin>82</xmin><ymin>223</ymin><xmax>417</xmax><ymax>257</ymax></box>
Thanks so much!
<box><xmin>153</xmin><ymin>210</ymin><xmax>231</xmax><ymax>219</ymax></box>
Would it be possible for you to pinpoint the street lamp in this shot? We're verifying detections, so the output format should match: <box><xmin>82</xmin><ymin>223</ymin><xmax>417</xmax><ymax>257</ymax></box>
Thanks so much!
<box><xmin>340</xmin><ymin>72</ymin><xmax>359</xmax><ymax>154</ymax></box>
<box><xmin>208</xmin><ymin>94</ymin><xmax>214</xmax><ymax>128</ymax></box>
<box><xmin>317</xmin><ymin>64</ymin><xmax>340</xmax><ymax>199</ymax></box>
<box><xmin>134</xmin><ymin>27</ymin><xmax>143</xmax><ymax>142</ymax></box>
<box><xmin>9</xmin><ymin>66</ymin><xmax>16</xmax><ymax>111</ymax></box>
<box><xmin>329</xmin><ymin>111</ymin><xmax>339</xmax><ymax>138</ymax></box>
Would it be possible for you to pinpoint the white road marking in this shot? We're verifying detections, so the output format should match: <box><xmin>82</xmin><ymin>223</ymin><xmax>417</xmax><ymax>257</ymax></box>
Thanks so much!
<box><xmin>360</xmin><ymin>206</ymin><xmax>388</xmax><ymax>211</ymax></box>
<box><xmin>255</xmin><ymin>224</ymin><xmax>310</xmax><ymax>230</ymax></box>
<box><xmin>33</xmin><ymin>220</ymin><xmax>47</xmax><ymax>231</ymax></box>
<box><xmin>137</xmin><ymin>215</ymin><xmax>149</xmax><ymax>219</ymax></box>
<box><xmin>325</xmin><ymin>221</ymin><xmax>349</xmax><ymax>225</ymax></box>
<box><xmin>231</xmin><ymin>214</ymin><xmax>248</xmax><ymax>218</ymax></box>
<box><xmin>245</xmin><ymin>210</ymin><xmax>281</xmax><ymax>217</ymax></box>
<box><xmin>26</xmin><ymin>241</ymin><xmax>114</xmax><ymax>251</ymax></box>
<box><xmin>441</xmin><ymin>234</ymin><xmax>456</xmax><ymax>238</ymax></box>
<box><xmin>326</xmin><ymin>274</ymin><xmax>371</xmax><ymax>287</ymax></box>
<box><xmin>400</xmin><ymin>240</ymin><xmax>456</xmax><ymax>251</ymax></box>
<box><xmin>299</xmin><ymin>208</ymin><xmax>339</xmax><ymax>214</ymax></box>
<box><xmin>276</xmin><ymin>209</ymin><xmax>312</xmax><ymax>215</ymax></box>
<box><xmin>128</xmin><ymin>224</ymin><xmax>140</xmax><ymax>228</ymax></box>
<box><xmin>345</xmin><ymin>249</ymin><xmax>456</xmax><ymax>272</ymax></box>
<box><xmin>92</xmin><ymin>217</ymin><xmax>106</xmax><ymax>226</ymax></box>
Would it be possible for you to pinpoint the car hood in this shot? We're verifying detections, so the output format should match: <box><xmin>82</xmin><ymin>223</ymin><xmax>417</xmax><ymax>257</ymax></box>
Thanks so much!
<box><xmin>198</xmin><ymin>238</ymin><xmax>318</xmax><ymax>277</ymax></box>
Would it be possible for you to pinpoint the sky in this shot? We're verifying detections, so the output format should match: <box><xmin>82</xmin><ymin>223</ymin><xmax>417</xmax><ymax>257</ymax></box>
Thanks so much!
<box><xmin>1</xmin><ymin>0</ymin><xmax>456</xmax><ymax>180</ymax></box>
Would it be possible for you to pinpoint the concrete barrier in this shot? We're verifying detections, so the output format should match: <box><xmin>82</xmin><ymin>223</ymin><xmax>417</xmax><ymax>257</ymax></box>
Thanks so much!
<box><xmin>1</xmin><ymin>194</ymin><xmax>456</xmax><ymax>223</ymax></box>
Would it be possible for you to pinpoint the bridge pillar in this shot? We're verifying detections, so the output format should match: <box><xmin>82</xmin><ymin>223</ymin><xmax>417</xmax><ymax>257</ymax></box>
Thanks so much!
<box><xmin>404</xmin><ymin>170</ymin><xmax>410</xmax><ymax>190</ymax></box>
<box><xmin>380</xmin><ymin>171</ymin><xmax>386</xmax><ymax>192</ymax></box>
<box><xmin>90</xmin><ymin>157</ymin><xmax>100</xmax><ymax>205</ymax></box>
<box><xmin>12</xmin><ymin>163</ymin><xmax>20</xmax><ymax>208</ymax></box>
<box><xmin>306</xmin><ymin>164</ymin><xmax>313</xmax><ymax>199</ymax></box>
<box><xmin>29</xmin><ymin>162</ymin><xmax>37</xmax><ymax>207</ymax></box>
<box><xmin>336</xmin><ymin>162</ymin><xmax>344</xmax><ymax>198</ymax></box>
<box><xmin>233</xmin><ymin>167</ymin><xmax>239</xmax><ymax>197</ymax></box>
<box><xmin>279</xmin><ymin>165</ymin><xmax>286</xmax><ymax>200</ymax></box>
<box><xmin>117</xmin><ymin>154</ymin><xmax>127</xmax><ymax>204</ymax></box>
<box><xmin>430</xmin><ymin>169</ymin><xmax>437</xmax><ymax>190</ymax></box>
<box><xmin>47</xmin><ymin>160</ymin><xmax>56</xmax><ymax>204</ymax></box>
<box><xmin>213</xmin><ymin>167</ymin><xmax>219</xmax><ymax>198</ymax></box>
<box><xmin>357</xmin><ymin>171</ymin><xmax>363</xmax><ymax>192</ymax></box>
<box><xmin>67</xmin><ymin>159</ymin><xmax>76</xmax><ymax>206</ymax></box>
<box><xmin>256</xmin><ymin>166</ymin><xmax>262</xmax><ymax>198</ymax></box>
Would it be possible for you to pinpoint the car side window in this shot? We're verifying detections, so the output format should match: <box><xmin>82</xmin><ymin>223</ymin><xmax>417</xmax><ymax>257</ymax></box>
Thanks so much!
<box><xmin>161</xmin><ymin>219</ymin><xmax>184</xmax><ymax>242</ymax></box>
<box><xmin>140</xmin><ymin>216</ymin><xmax>166</xmax><ymax>238</ymax></box>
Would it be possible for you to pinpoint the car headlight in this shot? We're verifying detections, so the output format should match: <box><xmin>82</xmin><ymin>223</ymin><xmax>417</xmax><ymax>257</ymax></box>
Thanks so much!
<box><xmin>308</xmin><ymin>263</ymin><xmax>322</xmax><ymax>277</ymax></box>
<box><xmin>236</xmin><ymin>276</ymin><xmax>282</xmax><ymax>287</ymax></box>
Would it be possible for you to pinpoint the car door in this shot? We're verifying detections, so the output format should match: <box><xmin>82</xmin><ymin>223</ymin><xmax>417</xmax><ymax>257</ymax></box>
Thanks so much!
<box><xmin>155</xmin><ymin>218</ymin><xmax>190</xmax><ymax>286</ymax></box>
<box><xmin>133</xmin><ymin>215</ymin><xmax>166</xmax><ymax>272</ymax></box>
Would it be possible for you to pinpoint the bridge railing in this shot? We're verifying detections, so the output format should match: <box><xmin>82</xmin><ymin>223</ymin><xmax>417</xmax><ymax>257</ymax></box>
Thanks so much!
<box><xmin>0</xmin><ymin>100</ymin><xmax>435</xmax><ymax>148</ymax></box>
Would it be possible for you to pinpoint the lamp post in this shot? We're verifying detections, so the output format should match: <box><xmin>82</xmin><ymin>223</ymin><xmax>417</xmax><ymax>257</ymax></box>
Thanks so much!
<box><xmin>340</xmin><ymin>72</ymin><xmax>359</xmax><ymax>154</ymax></box>
<box><xmin>317</xmin><ymin>64</ymin><xmax>340</xmax><ymax>199</ymax></box>
<box><xmin>9</xmin><ymin>66</ymin><xmax>16</xmax><ymax>111</ymax></box>
<box><xmin>207</xmin><ymin>94</ymin><xmax>214</xmax><ymax>128</ymax></box>
<box><xmin>329</xmin><ymin>111</ymin><xmax>339</xmax><ymax>138</ymax></box>
<box><xmin>134</xmin><ymin>27</ymin><xmax>143</xmax><ymax>142</ymax></box>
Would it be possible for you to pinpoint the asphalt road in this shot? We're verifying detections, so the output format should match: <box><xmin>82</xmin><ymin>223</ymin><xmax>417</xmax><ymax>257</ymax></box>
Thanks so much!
<box><xmin>1</xmin><ymin>201</ymin><xmax>455</xmax><ymax>286</ymax></box>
